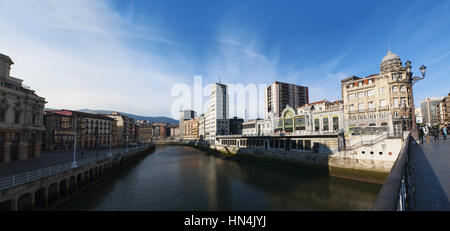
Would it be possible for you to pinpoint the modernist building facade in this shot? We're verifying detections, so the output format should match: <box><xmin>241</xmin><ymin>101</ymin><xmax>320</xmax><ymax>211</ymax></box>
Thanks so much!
<box><xmin>341</xmin><ymin>51</ymin><xmax>414</xmax><ymax>135</ymax></box>
<box><xmin>421</xmin><ymin>97</ymin><xmax>444</xmax><ymax>126</ymax></box>
<box><xmin>179</xmin><ymin>110</ymin><xmax>195</xmax><ymax>137</ymax></box>
<box><xmin>272</xmin><ymin>100</ymin><xmax>344</xmax><ymax>135</ymax></box>
<box><xmin>0</xmin><ymin>53</ymin><xmax>46</xmax><ymax>162</ymax></box>
<box><xmin>206</xmin><ymin>83</ymin><xmax>229</xmax><ymax>144</ymax></box>
<box><xmin>265</xmin><ymin>81</ymin><xmax>309</xmax><ymax>118</ymax></box>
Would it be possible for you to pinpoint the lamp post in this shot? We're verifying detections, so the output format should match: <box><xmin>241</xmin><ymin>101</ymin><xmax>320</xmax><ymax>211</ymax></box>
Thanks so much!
<box><xmin>108</xmin><ymin>133</ymin><xmax>112</xmax><ymax>158</ymax></box>
<box><xmin>95</xmin><ymin>123</ymin><xmax>99</xmax><ymax>161</ymax></box>
<box><xmin>71</xmin><ymin>132</ymin><xmax>78</xmax><ymax>168</ymax></box>
<box><xmin>126</xmin><ymin>135</ymin><xmax>129</xmax><ymax>152</ymax></box>
<box><xmin>406</xmin><ymin>60</ymin><xmax>427</xmax><ymax>139</ymax></box>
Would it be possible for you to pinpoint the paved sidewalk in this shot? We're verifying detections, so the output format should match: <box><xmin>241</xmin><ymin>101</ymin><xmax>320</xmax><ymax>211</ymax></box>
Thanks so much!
<box><xmin>410</xmin><ymin>138</ymin><xmax>450</xmax><ymax>210</ymax></box>
<box><xmin>0</xmin><ymin>147</ymin><xmax>130</xmax><ymax>178</ymax></box>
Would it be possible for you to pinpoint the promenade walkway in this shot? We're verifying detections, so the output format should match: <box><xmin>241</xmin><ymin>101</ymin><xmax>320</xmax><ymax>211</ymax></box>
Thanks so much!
<box><xmin>0</xmin><ymin>147</ymin><xmax>132</xmax><ymax>178</ymax></box>
<box><xmin>410</xmin><ymin>138</ymin><xmax>450</xmax><ymax>210</ymax></box>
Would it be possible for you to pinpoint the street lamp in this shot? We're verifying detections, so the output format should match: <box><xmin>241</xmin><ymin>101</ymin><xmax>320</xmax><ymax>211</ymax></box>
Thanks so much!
<box><xmin>126</xmin><ymin>135</ymin><xmax>129</xmax><ymax>152</ymax></box>
<box><xmin>71</xmin><ymin>132</ymin><xmax>78</xmax><ymax>168</ymax></box>
<box><xmin>108</xmin><ymin>133</ymin><xmax>112</xmax><ymax>158</ymax></box>
<box><xmin>406</xmin><ymin>60</ymin><xmax>427</xmax><ymax>139</ymax></box>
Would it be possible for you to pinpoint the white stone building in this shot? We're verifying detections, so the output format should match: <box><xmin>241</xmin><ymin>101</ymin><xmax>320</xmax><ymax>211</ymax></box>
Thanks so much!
<box><xmin>206</xmin><ymin>83</ymin><xmax>229</xmax><ymax>144</ymax></box>
<box><xmin>0</xmin><ymin>53</ymin><xmax>46</xmax><ymax>162</ymax></box>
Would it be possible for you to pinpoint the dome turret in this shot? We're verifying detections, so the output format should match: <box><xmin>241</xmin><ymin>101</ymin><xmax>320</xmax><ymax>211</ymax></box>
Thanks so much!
<box><xmin>380</xmin><ymin>50</ymin><xmax>402</xmax><ymax>73</ymax></box>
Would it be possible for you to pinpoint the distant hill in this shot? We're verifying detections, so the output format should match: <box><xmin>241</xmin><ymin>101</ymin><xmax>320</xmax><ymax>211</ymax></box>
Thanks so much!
<box><xmin>44</xmin><ymin>108</ymin><xmax>178</xmax><ymax>124</ymax></box>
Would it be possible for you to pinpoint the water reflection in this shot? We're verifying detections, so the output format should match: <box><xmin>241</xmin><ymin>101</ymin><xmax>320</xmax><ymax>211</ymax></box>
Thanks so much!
<box><xmin>59</xmin><ymin>145</ymin><xmax>380</xmax><ymax>211</ymax></box>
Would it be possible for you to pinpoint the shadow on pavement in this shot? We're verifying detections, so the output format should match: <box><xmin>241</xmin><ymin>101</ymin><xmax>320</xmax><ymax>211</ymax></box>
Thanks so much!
<box><xmin>412</xmin><ymin>142</ymin><xmax>450</xmax><ymax>210</ymax></box>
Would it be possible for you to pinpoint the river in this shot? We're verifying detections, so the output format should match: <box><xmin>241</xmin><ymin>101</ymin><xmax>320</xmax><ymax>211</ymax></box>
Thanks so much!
<box><xmin>58</xmin><ymin>145</ymin><xmax>381</xmax><ymax>210</ymax></box>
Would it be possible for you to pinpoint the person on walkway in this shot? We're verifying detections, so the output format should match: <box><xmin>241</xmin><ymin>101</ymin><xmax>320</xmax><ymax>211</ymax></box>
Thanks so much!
<box><xmin>418</xmin><ymin>127</ymin><xmax>425</xmax><ymax>144</ymax></box>
<box><xmin>432</xmin><ymin>127</ymin><xmax>439</xmax><ymax>142</ymax></box>
<box><xmin>442</xmin><ymin>127</ymin><xmax>447</xmax><ymax>141</ymax></box>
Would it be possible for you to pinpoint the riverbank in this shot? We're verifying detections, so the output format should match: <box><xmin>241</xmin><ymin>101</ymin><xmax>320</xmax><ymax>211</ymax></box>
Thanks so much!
<box><xmin>184</xmin><ymin>142</ymin><xmax>387</xmax><ymax>184</ymax></box>
<box><xmin>50</xmin><ymin>145</ymin><xmax>156</xmax><ymax>210</ymax></box>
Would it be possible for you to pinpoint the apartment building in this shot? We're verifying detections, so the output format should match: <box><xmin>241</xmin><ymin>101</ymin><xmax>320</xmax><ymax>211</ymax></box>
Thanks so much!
<box><xmin>265</xmin><ymin>81</ymin><xmax>309</xmax><ymax>118</ymax></box>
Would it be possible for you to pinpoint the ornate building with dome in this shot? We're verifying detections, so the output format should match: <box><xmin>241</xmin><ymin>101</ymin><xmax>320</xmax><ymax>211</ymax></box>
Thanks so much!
<box><xmin>341</xmin><ymin>50</ymin><xmax>414</xmax><ymax>135</ymax></box>
<box><xmin>0</xmin><ymin>53</ymin><xmax>46</xmax><ymax>162</ymax></box>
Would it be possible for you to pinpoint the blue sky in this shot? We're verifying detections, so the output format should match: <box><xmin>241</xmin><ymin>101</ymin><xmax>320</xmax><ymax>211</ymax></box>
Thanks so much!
<box><xmin>0</xmin><ymin>0</ymin><xmax>449</xmax><ymax>118</ymax></box>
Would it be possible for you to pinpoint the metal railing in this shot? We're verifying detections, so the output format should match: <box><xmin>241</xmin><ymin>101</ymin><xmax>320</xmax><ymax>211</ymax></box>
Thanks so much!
<box><xmin>372</xmin><ymin>133</ymin><xmax>414</xmax><ymax>211</ymax></box>
<box><xmin>0</xmin><ymin>145</ymin><xmax>150</xmax><ymax>191</ymax></box>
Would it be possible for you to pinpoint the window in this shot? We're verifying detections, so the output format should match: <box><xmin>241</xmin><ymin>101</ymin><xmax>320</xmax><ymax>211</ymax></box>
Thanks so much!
<box><xmin>358</xmin><ymin>82</ymin><xmax>362</xmax><ymax>87</ymax></box>
<box><xmin>333</xmin><ymin>116</ymin><xmax>339</xmax><ymax>131</ymax></box>
<box><xmin>367</xmin><ymin>90</ymin><xmax>375</xmax><ymax>96</ymax></box>
<box><xmin>304</xmin><ymin>140</ymin><xmax>311</xmax><ymax>150</ymax></box>
<box><xmin>379</xmin><ymin>87</ymin><xmax>385</xmax><ymax>94</ymax></box>
<box><xmin>380</xmin><ymin>99</ymin><xmax>386</xmax><ymax>107</ymax></box>
<box><xmin>400</xmin><ymin>85</ymin><xmax>406</xmax><ymax>92</ymax></box>
<box><xmin>392</xmin><ymin>86</ymin><xmax>398</xmax><ymax>93</ymax></box>
<box><xmin>368</xmin><ymin>79</ymin><xmax>373</xmax><ymax>84</ymax></box>
<box><xmin>348</xmin><ymin>94</ymin><xmax>355</xmax><ymax>100</ymax></box>
<box><xmin>358</xmin><ymin>92</ymin><xmax>365</xmax><ymax>98</ymax></box>
<box><xmin>0</xmin><ymin>108</ymin><xmax>4</xmax><ymax>122</ymax></box>
<box><xmin>394</xmin><ymin>98</ymin><xmax>399</xmax><ymax>107</ymax></box>
<box><xmin>314</xmin><ymin>118</ymin><xmax>320</xmax><ymax>131</ymax></box>
<box><xmin>323</xmin><ymin>117</ymin><xmax>329</xmax><ymax>131</ymax></box>
<box><xmin>349</xmin><ymin>104</ymin><xmax>355</xmax><ymax>111</ymax></box>
<box><xmin>358</xmin><ymin>103</ymin><xmax>365</xmax><ymax>110</ymax></box>
<box><xmin>401</xmin><ymin>98</ymin><xmax>407</xmax><ymax>106</ymax></box>
<box><xmin>368</xmin><ymin>102</ymin><xmax>374</xmax><ymax>109</ymax></box>
<box><xmin>297</xmin><ymin>140</ymin><xmax>304</xmax><ymax>150</ymax></box>
<box><xmin>14</xmin><ymin>111</ymin><xmax>20</xmax><ymax>124</ymax></box>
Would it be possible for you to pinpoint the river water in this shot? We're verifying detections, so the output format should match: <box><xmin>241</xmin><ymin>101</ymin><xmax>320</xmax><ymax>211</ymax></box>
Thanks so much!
<box><xmin>58</xmin><ymin>145</ymin><xmax>381</xmax><ymax>211</ymax></box>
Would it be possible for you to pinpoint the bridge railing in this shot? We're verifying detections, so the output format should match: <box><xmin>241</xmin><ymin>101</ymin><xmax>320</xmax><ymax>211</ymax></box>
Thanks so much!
<box><xmin>372</xmin><ymin>133</ymin><xmax>414</xmax><ymax>211</ymax></box>
<box><xmin>0</xmin><ymin>145</ymin><xmax>150</xmax><ymax>191</ymax></box>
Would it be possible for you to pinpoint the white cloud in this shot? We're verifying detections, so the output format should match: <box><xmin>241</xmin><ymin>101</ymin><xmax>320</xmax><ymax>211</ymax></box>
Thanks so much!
<box><xmin>0</xmin><ymin>0</ymin><xmax>191</xmax><ymax>118</ymax></box>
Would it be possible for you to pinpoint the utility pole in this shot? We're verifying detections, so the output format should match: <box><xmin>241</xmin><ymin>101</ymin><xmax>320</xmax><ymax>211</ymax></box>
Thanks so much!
<box><xmin>95</xmin><ymin>122</ymin><xmax>99</xmax><ymax>161</ymax></box>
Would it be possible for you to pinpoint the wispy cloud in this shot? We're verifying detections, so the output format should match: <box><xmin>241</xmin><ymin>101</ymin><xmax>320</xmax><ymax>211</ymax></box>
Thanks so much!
<box><xmin>0</xmin><ymin>0</ymin><xmax>191</xmax><ymax>117</ymax></box>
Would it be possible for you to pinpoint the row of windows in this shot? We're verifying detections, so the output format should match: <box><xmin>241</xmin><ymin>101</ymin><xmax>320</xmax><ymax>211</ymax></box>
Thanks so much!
<box><xmin>349</xmin><ymin>112</ymin><xmax>389</xmax><ymax>121</ymax></box>
<box><xmin>349</xmin><ymin>99</ymin><xmax>389</xmax><ymax>111</ymax></box>
<box><xmin>347</xmin><ymin>79</ymin><xmax>374</xmax><ymax>89</ymax></box>
<box><xmin>220</xmin><ymin>139</ymin><xmax>323</xmax><ymax>153</ymax></box>
<box><xmin>0</xmin><ymin>108</ymin><xmax>39</xmax><ymax>125</ymax></box>
<box><xmin>348</xmin><ymin>85</ymin><xmax>409</xmax><ymax>101</ymax></box>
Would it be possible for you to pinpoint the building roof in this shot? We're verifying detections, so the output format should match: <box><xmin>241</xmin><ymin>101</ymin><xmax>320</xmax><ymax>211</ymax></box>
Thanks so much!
<box><xmin>47</xmin><ymin>109</ymin><xmax>115</xmax><ymax>120</ymax></box>
<box><xmin>271</xmin><ymin>80</ymin><xmax>307</xmax><ymax>88</ymax></box>
<box><xmin>0</xmin><ymin>53</ymin><xmax>14</xmax><ymax>65</ymax></box>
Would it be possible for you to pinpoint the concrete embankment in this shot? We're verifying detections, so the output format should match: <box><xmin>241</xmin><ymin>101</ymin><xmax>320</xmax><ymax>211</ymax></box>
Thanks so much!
<box><xmin>182</xmin><ymin>142</ymin><xmax>389</xmax><ymax>184</ymax></box>
<box><xmin>0</xmin><ymin>145</ymin><xmax>155</xmax><ymax>211</ymax></box>
<box><xmin>52</xmin><ymin>145</ymin><xmax>156</xmax><ymax>210</ymax></box>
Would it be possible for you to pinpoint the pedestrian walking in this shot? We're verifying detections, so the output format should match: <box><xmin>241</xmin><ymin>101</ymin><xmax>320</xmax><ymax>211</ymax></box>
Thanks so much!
<box><xmin>432</xmin><ymin>127</ymin><xmax>439</xmax><ymax>142</ymax></box>
<box><xmin>442</xmin><ymin>127</ymin><xmax>447</xmax><ymax>141</ymax></box>
<box><xmin>418</xmin><ymin>127</ymin><xmax>424</xmax><ymax>144</ymax></box>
